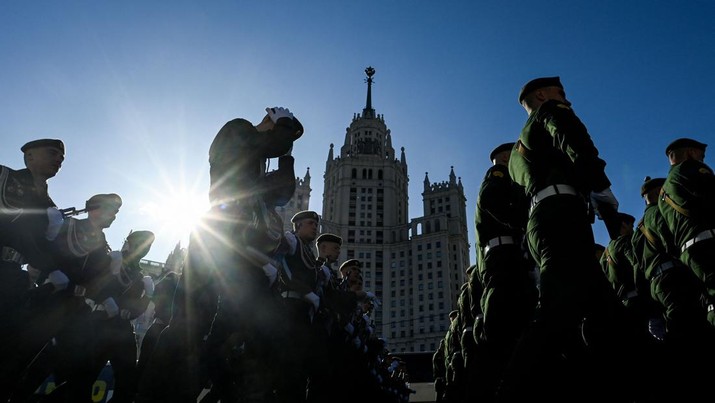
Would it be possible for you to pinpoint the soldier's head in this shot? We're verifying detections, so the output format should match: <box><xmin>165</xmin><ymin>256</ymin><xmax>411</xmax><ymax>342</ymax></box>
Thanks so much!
<box><xmin>316</xmin><ymin>233</ymin><xmax>342</xmax><ymax>264</ymax></box>
<box><xmin>21</xmin><ymin>139</ymin><xmax>65</xmax><ymax>181</ymax></box>
<box><xmin>665</xmin><ymin>138</ymin><xmax>706</xmax><ymax>165</ymax></box>
<box><xmin>518</xmin><ymin>76</ymin><xmax>570</xmax><ymax>114</ymax></box>
<box><xmin>86</xmin><ymin>193</ymin><xmax>122</xmax><ymax>229</ymax></box>
<box><xmin>339</xmin><ymin>258</ymin><xmax>361</xmax><ymax>280</ymax></box>
<box><xmin>291</xmin><ymin>210</ymin><xmax>319</xmax><ymax>242</ymax></box>
<box><xmin>640</xmin><ymin>176</ymin><xmax>665</xmax><ymax>205</ymax></box>
<box><xmin>617</xmin><ymin>212</ymin><xmax>636</xmax><ymax>236</ymax></box>
<box><xmin>122</xmin><ymin>230</ymin><xmax>156</xmax><ymax>262</ymax></box>
<box><xmin>490</xmin><ymin>142</ymin><xmax>515</xmax><ymax>166</ymax></box>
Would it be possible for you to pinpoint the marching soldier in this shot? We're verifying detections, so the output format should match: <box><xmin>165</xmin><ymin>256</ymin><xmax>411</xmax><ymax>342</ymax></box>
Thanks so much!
<box><xmin>658</xmin><ymin>138</ymin><xmax>715</xmax><ymax>325</ymax></box>
<box><xmin>277</xmin><ymin>210</ymin><xmax>321</xmax><ymax>403</ymax></box>
<box><xmin>632</xmin><ymin>176</ymin><xmax>711</xmax><ymax>400</ymax></box>
<box><xmin>473</xmin><ymin>142</ymin><xmax>537</xmax><ymax>403</ymax></box>
<box><xmin>433</xmin><ymin>338</ymin><xmax>447</xmax><ymax>403</ymax></box>
<box><xmin>88</xmin><ymin>230</ymin><xmax>156</xmax><ymax>403</ymax></box>
<box><xmin>21</xmin><ymin>193</ymin><xmax>124</xmax><ymax>403</ymax></box>
<box><xmin>0</xmin><ymin>139</ymin><xmax>65</xmax><ymax>400</ymax></box>
<box><xmin>308</xmin><ymin>232</ymin><xmax>343</xmax><ymax>403</ymax></box>
<box><xmin>136</xmin><ymin>107</ymin><xmax>304</xmax><ymax>403</ymax></box>
<box><xmin>503</xmin><ymin>77</ymin><xmax>629</xmax><ymax>402</ymax></box>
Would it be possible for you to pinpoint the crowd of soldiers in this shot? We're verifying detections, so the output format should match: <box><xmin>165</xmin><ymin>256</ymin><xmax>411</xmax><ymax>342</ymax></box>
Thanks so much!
<box><xmin>0</xmin><ymin>107</ymin><xmax>414</xmax><ymax>402</ymax></box>
<box><xmin>434</xmin><ymin>77</ymin><xmax>714</xmax><ymax>403</ymax></box>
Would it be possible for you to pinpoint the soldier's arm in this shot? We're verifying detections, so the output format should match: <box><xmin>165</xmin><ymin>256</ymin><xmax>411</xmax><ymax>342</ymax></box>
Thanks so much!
<box><xmin>479</xmin><ymin>167</ymin><xmax>520</xmax><ymax>230</ymax></box>
<box><xmin>539</xmin><ymin>100</ymin><xmax>611</xmax><ymax>192</ymax></box>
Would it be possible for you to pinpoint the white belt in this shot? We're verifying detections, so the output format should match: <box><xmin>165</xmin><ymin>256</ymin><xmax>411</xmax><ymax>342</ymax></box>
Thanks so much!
<box><xmin>484</xmin><ymin>236</ymin><xmax>516</xmax><ymax>255</ymax></box>
<box><xmin>281</xmin><ymin>290</ymin><xmax>303</xmax><ymax>299</ymax></box>
<box><xmin>1</xmin><ymin>246</ymin><xmax>25</xmax><ymax>265</ymax></box>
<box><xmin>681</xmin><ymin>229</ymin><xmax>715</xmax><ymax>253</ymax></box>
<box><xmin>530</xmin><ymin>184</ymin><xmax>579</xmax><ymax>214</ymax></box>
<box><xmin>652</xmin><ymin>261</ymin><xmax>676</xmax><ymax>278</ymax></box>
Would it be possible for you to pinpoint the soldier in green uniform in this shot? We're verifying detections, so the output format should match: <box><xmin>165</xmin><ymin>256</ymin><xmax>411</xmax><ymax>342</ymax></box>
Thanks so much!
<box><xmin>432</xmin><ymin>338</ymin><xmax>447</xmax><ymax>402</ymax></box>
<box><xmin>599</xmin><ymin>212</ymin><xmax>638</xmax><ymax>306</ymax></box>
<box><xmin>503</xmin><ymin>77</ymin><xmax>629</xmax><ymax>402</ymax></box>
<box><xmin>442</xmin><ymin>310</ymin><xmax>462</xmax><ymax>403</ymax></box>
<box><xmin>473</xmin><ymin>142</ymin><xmax>537</xmax><ymax>403</ymax></box>
<box><xmin>600</xmin><ymin>211</ymin><xmax>662</xmax><ymax>401</ymax></box>
<box><xmin>658</xmin><ymin>138</ymin><xmax>715</xmax><ymax>325</ymax></box>
<box><xmin>632</xmin><ymin>176</ymin><xmax>712</xmax><ymax>400</ymax></box>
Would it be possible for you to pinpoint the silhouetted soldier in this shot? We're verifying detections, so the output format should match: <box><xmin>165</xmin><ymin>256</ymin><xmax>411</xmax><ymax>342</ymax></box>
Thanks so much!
<box><xmin>136</xmin><ymin>107</ymin><xmax>303</xmax><ymax>403</ymax></box>
<box><xmin>0</xmin><ymin>139</ymin><xmax>65</xmax><ymax>400</ymax></box>
<box><xmin>473</xmin><ymin>142</ymin><xmax>538</xmax><ymax>402</ymax></box>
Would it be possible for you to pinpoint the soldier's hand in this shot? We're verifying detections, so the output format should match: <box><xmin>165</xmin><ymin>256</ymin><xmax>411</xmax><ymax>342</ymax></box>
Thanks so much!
<box><xmin>266</xmin><ymin>106</ymin><xmax>294</xmax><ymax>123</ymax></box>
<box><xmin>102</xmin><ymin>297</ymin><xmax>119</xmax><ymax>318</ymax></box>
<box><xmin>590</xmin><ymin>187</ymin><xmax>619</xmax><ymax>219</ymax></box>
<box><xmin>47</xmin><ymin>270</ymin><xmax>70</xmax><ymax>292</ymax></box>
<box><xmin>304</xmin><ymin>291</ymin><xmax>320</xmax><ymax>311</ymax></box>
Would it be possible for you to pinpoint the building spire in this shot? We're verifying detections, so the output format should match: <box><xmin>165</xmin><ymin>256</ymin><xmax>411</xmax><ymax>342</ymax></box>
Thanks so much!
<box><xmin>363</xmin><ymin>66</ymin><xmax>376</xmax><ymax>119</ymax></box>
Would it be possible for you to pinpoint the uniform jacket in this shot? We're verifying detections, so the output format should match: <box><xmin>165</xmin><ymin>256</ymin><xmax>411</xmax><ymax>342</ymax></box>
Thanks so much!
<box><xmin>508</xmin><ymin>100</ymin><xmax>611</xmax><ymax>197</ymax></box>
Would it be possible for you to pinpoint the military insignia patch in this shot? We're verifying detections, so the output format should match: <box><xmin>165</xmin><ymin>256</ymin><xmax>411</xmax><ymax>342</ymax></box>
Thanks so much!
<box><xmin>699</xmin><ymin>167</ymin><xmax>712</xmax><ymax>175</ymax></box>
<box><xmin>556</xmin><ymin>103</ymin><xmax>571</xmax><ymax>110</ymax></box>
<box><xmin>492</xmin><ymin>171</ymin><xmax>504</xmax><ymax>178</ymax></box>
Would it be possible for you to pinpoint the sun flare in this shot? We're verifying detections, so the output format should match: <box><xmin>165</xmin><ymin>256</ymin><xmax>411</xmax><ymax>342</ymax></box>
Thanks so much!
<box><xmin>139</xmin><ymin>187</ymin><xmax>210</xmax><ymax>248</ymax></box>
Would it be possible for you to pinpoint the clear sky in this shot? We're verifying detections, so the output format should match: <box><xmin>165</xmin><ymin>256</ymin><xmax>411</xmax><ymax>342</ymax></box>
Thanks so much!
<box><xmin>1</xmin><ymin>1</ymin><xmax>713</xmax><ymax>262</ymax></box>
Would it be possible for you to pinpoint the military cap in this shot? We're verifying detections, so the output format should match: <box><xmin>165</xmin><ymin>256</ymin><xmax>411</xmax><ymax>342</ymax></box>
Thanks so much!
<box><xmin>618</xmin><ymin>212</ymin><xmax>636</xmax><ymax>226</ymax></box>
<box><xmin>665</xmin><ymin>138</ymin><xmax>707</xmax><ymax>155</ymax></box>
<box><xmin>21</xmin><ymin>139</ymin><xmax>65</xmax><ymax>153</ymax></box>
<box><xmin>489</xmin><ymin>142</ymin><xmax>515</xmax><ymax>161</ymax></box>
<box><xmin>316</xmin><ymin>233</ymin><xmax>342</xmax><ymax>245</ymax></box>
<box><xmin>85</xmin><ymin>193</ymin><xmax>122</xmax><ymax>211</ymax></box>
<box><xmin>339</xmin><ymin>259</ymin><xmax>361</xmax><ymax>273</ymax></box>
<box><xmin>291</xmin><ymin>210</ymin><xmax>319</xmax><ymax>223</ymax></box>
<box><xmin>125</xmin><ymin>230</ymin><xmax>156</xmax><ymax>260</ymax></box>
<box><xmin>518</xmin><ymin>76</ymin><xmax>563</xmax><ymax>103</ymax></box>
<box><xmin>640</xmin><ymin>176</ymin><xmax>666</xmax><ymax>196</ymax></box>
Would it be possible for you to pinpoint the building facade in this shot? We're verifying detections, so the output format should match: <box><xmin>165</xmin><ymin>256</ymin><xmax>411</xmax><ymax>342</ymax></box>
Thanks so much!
<box><xmin>320</xmin><ymin>67</ymin><xmax>470</xmax><ymax>353</ymax></box>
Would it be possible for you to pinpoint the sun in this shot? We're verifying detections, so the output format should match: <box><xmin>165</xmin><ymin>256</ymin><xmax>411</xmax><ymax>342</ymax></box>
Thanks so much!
<box><xmin>139</xmin><ymin>187</ymin><xmax>210</xmax><ymax>248</ymax></box>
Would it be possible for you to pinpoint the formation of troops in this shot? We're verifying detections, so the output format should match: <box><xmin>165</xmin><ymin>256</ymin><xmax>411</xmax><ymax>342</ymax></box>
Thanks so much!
<box><xmin>434</xmin><ymin>77</ymin><xmax>714</xmax><ymax>403</ymax></box>
<box><xmin>1</xmin><ymin>76</ymin><xmax>712</xmax><ymax>403</ymax></box>
<box><xmin>0</xmin><ymin>107</ymin><xmax>413</xmax><ymax>402</ymax></box>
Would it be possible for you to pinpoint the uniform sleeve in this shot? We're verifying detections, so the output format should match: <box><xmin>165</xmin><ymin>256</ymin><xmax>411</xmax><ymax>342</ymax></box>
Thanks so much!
<box><xmin>479</xmin><ymin>167</ymin><xmax>513</xmax><ymax>226</ymax></box>
<box><xmin>538</xmin><ymin>100</ymin><xmax>611</xmax><ymax>192</ymax></box>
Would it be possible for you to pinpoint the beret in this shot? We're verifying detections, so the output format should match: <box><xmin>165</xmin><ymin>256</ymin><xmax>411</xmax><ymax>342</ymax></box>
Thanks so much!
<box><xmin>640</xmin><ymin>176</ymin><xmax>665</xmax><ymax>196</ymax></box>
<box><xmin>518</xmin><ymin>76</ymin><xmax>563</xmax><ymax>103</ymax></box>
<box><xmin>339</xmin><ymin>259</ymin><xmax>361</xmax><ymax>273</ymax></box>
<box><xmin>127</xmin><ymin>230</ymin><xmax>156</xmax><ymax>245</ymax></box>
<box><xmin>125</xmin><ymin>230</ymin><xmax>156</xmax><ymax>260</ymax></box>
<box><xmin>489</xmin><ymin>142</ymin><xmax>515</xmax><ymax>161</ymax></box>
<box><xmin>316</xmin><ymin>233</ymin><xmax>342</xmax><ymax>245</ymax></box>
<box><xmin>85</xmin><ymin>193</ymin><xmax>122</xmax><ymax>211</ymax></box>
<box><xmin>291</xmin><ymin>210</ymin><xmax>319</xmax><ymax>223</ymax></box>
<box><xmin>665</xmin><ymin>138</ymin><xmax>707</xmax><ymax>155</ymax></box>
<box><xmin>21</xmin><ymin>139</ymin><xmax>65</xmax><ymax>153</ymax></box>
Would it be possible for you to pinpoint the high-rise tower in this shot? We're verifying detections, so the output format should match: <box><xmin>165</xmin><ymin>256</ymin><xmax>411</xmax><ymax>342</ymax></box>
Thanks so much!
<box><xmin>321</xmin><ymin>67</ymin><xmax>470</xmax><ymax>353</ymax></box>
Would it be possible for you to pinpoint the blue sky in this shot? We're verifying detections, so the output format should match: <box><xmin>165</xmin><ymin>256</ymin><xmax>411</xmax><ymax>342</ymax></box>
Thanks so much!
<box><xmin>1</xmin><ymin>1</ymin><xmax>713</xmax><ymax>262</ymax></box>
